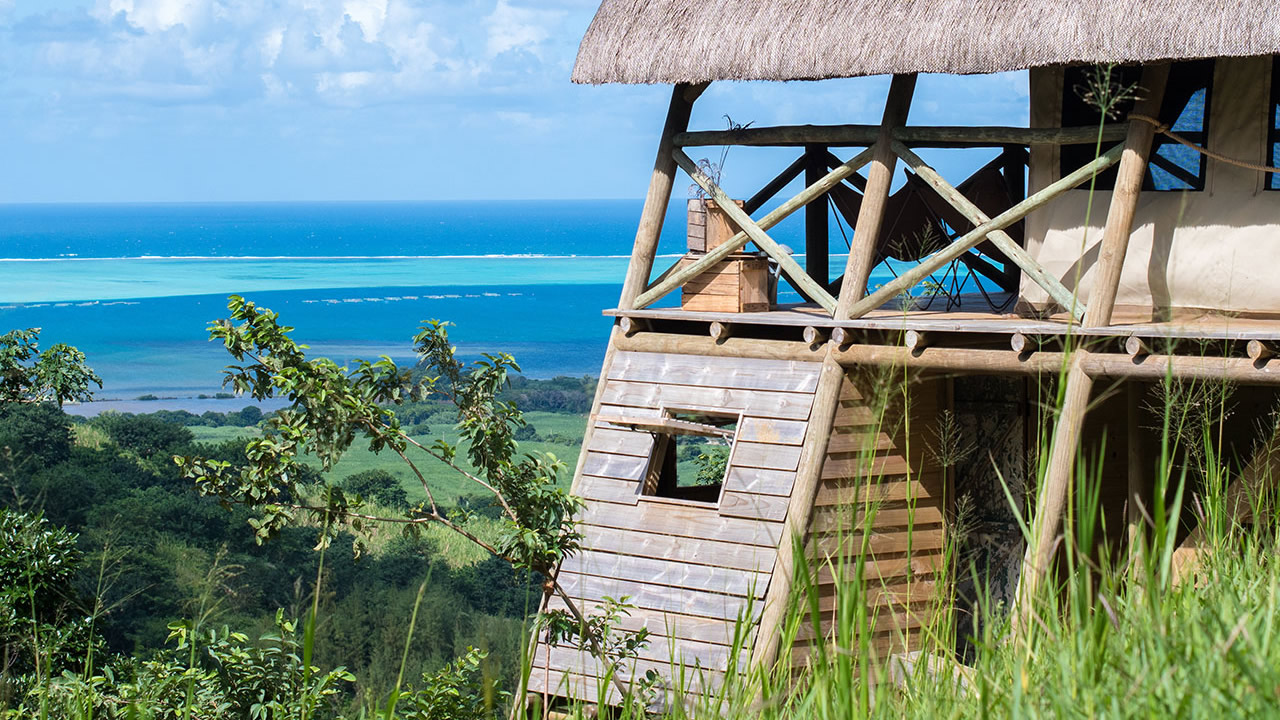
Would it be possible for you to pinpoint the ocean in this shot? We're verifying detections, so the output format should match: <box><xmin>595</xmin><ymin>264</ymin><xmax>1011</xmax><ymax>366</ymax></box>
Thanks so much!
<box><xmin>0</xmin><ymin>200</ymin><xmax>978</xmax><ymax>412</ymax></box>
<box><xmin>0</xmin><ymin>201</ymin><xmax>817</xmax><ymax>408</ymax></box>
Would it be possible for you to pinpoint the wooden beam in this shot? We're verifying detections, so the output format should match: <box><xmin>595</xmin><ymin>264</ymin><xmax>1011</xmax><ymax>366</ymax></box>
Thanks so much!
<box><xmin>633</xmin><ymin>147</ymin><xmax>874</xmax><ymax>310</ymax></box>
<box><xmin>1084</xmin><ymin>64</ymin><xmax>1171</xmax><ymax>328</ymax></box>
<box><xmin>804</xmin><ymin>145</ymin><xmax>830</xmax><ymax>289</ymax></box>
<box><xmin>618</xmin><ymin>316</ymin><xmax>647</xmax><ymax>338</ymax></box>
<box><xmin>1248</xmin><ymin>340</ymin><xmax>1275</xmax><ymax>364</ymax></box>
<box><xmin>904</xmin><ymin>329</ymin><xmax>929</xmax><ymax>353</ymax></box>
<box><xmin>824</xmin><ymin>150</ymin><xmax>868</xmax><ymax>191</ymax></box>
<box><xmin>846</xmin><ymin>142</ymin><xmax>1127</xmax><ymax>319</ymax></box>
<box><xmin>618</xmin><ymin>82</ymin><xmax>708</xmax><ymax>309</ymax></box>
<box><xmin>1125</xmin><ymin>335</ymin><xmax>1150</xmax><ymax>359</ymax></box>
<box><xmin>675</xmin><ymin>149</ymin><xmax>839</xmax><ymax>313</ymax></box>
<box><xmin>613</xmin><ymin>331</ymin><xmax>825</xmax><ymax>364</ymax></box>
<box><xmin>1079</xmin><ymin>353</ymin><xmax>1280</xmax><ymax>383</ymax></box>
<box><xmin>1018</xmin><ymin>356</ymin><xmax>1094</xmax><ymax>624</ymax></box>
<box><xmin>709</xmin><ymin>320</ymin><xmax>732</xmax><ymax>343</ymax></box>
<box><xmin>744</xmin><ymin>155</ymin><xmax>807</xmax><ymax>215</ymax></box>
<box><xmin>1011</xmin><ymin>332</ymin><xmax>1032</xmax><ymax>355</ymax></box>
<box><xmin>674</xmin><ymin>124</ymin><xmax>1129</xmax><ymax>149</ymax></box>
<box><xmin>833</xmin><ymin>344</ymin><xmax>1069</xmax><ymax>375</ymax></box>
<box><xmin>836</xmin><ymin>74</ymin><xmax>918</xmax><ymax>318</ymax></box>
<box><xmin>750</xmin><ymin>354</ymin><xmax>845</xmax><ymax>669</ymax></box>
<box><xmin>803</xmin><ymin>326</ymin><xmax>827</xmax><ymax>349</ymax></box>
<box><xmin>891</xmin><ymin>141</ymin><xmax>1086</xmax><ymax>321</ymax></box>
<box><xmin>610</xmin><ymin>329</ymin><xmax>1280</xmax><ymax>385</ymax></box>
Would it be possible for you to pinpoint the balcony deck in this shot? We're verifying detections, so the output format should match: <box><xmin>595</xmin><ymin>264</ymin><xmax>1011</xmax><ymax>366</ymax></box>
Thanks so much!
<box><xmin>607</xmin><ymin>294</ymin><xmax>1280</xmax><ymax>343</ymax></box>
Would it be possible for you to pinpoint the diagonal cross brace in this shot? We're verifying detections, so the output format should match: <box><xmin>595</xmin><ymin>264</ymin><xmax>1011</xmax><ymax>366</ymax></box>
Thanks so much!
<box><xmin>634</xmin><ymin>146</ymin><xmax>874</xmax><ymax>310</ymax></box>
<box><xmin>672</xmin><ymin>148</ymin><xmax>840</xmax><ymax>313</ymax></box>
<box><xmin>891</xmin><ymin>141</ymin><xmax>1087</xmax><ymax>322</ymax></box>
<box><xmin>846</xmin><ymin>142</ymin><xmax>1127</xmax><ymax>319</ymax></box>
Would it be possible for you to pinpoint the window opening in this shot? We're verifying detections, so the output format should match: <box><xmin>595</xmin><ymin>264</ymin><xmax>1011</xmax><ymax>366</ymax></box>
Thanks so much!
<box><xmin>639</xmin><ymin>410</ymin><xmax>739</xmax><ymax>504</ymax></box>
<box><xmin>1061</xmin><ymin>60</ymin><xmax>1214</xmax><ymax>191</ymax></box>
<box><xmin>1268</xmin><ymin>56</ymin><xmax>1280</xmax><ymax>190</ymax></box>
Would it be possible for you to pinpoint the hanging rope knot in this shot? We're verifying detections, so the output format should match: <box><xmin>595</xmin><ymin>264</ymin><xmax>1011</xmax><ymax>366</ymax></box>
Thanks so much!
<box><xmin>1125</xmin><ymin>112</ymin><xmax>1280</xmax><ymax>175</ymax></box>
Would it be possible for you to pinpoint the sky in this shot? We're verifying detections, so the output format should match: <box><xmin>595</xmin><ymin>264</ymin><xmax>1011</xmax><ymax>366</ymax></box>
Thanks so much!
<box><xmin>0</xmin><ymin>0</ymin><xmax>1030</xmax><ymax>203</ymax></box>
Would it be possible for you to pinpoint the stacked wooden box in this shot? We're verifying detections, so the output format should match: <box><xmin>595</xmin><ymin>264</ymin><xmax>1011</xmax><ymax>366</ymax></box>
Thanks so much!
<box><xmin>683</xmin><ymin>199</ymin><xmax>771</xmax><ymax>313</ymax></box>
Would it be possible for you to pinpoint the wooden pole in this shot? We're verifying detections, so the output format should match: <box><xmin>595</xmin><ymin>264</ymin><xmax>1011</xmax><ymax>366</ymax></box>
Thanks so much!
<box><xmin>847</xmin><ymin>143</ymin><xmax>1127</xmax><ymax>319</ymax></box>
<box><xmin>674</xmin><ymin>123</ymin><xmax>1129</xmax><ymax>149</ymax></box>
<box><xmin>633</xmin><ymin>147</ymin><xmax>874</xmax><ymax>309</ymax></box>
<box><xmin>618</xmin><ymin>83</ymin><xmax>708</xmax><ymax>309</ymax></box>
<box><xmin>1011</xmin><ymin>332</ymin><xmax>1032</xmax><ymax>355</ymax></box>
<box><xmin>1248</xmin><ymin>340</ymin><xmax>1275</xmax><ymax>364</ymax></box>
<box><xmin>836</xmin><ymin>74</ymin><xmax>917</xmax><ymax>318</ymax></box>
<box><xmin>1000</xmin><ymin>146</ymin><xmax>1028</xmax><ymax>292</ymax></box>
<box><xmin>611</xmin><ymin>332</ymin><xmax>1280</xmax><ymax>384</ymax></box>
<box><xmin>803</xmin><ymin>326</ymin><xmax>827</xmax><ymax>349</ymax></box>
<box><xmin>1084</xmin><ymin>64</ymin><xmax>1171</xmax><ymax>328</ymax></box>
<box><xmin>750</xmin><ymin>354</ymin><xmax>845</xmax><ymax>670</ymax></box>
<box><xmin>1018</xmin><ymin>356</ymin><xmax>1094</xmax><ymax>622</ymax></box>
<box><xmin>805</xmin><ymin>145</ymin><xmax>830</xmax><ymax>289</ymax></box>
<box><xmin>1125</xmin><ymin>335</ymin><xmax>1150</xmax><ymax>359</ymax></box>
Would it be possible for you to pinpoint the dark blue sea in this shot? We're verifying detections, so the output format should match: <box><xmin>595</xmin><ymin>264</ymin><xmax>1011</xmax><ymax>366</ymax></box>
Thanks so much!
<box><xmin>0</xmin><ymin>201</ymin><xmax>832</xmax><ymax>407</ymax></box>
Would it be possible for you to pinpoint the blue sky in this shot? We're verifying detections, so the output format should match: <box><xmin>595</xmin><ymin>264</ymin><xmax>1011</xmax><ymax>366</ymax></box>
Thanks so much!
<box><xmin>1</xmin><ymin>0</ymin><xmax>1029</xmax><ymax>202</ymax></box>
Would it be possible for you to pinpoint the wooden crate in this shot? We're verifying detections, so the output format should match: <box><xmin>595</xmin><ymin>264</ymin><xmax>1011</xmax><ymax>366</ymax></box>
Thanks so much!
<box><xmin>679</xmin><ymin>253</ymin><xmax>770</xmax><ymax>313</ymax></box>
<box><xmin>687</xmin><ymin>199</ymin><xmax>746</xmax><ymax>252</ymax></box>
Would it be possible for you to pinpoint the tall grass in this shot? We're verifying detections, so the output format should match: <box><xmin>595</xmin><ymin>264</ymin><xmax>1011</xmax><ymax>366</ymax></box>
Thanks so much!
<box><xmin>527</xmin><ymin>367</ymin><xmax>1280</xmax><ymax>720</ymax></box>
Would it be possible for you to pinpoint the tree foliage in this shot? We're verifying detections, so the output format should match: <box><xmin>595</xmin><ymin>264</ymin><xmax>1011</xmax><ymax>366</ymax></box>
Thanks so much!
<box><xmin>0</xmin><ymin>510</ymin><xmax>96</xmax><ymax>704</ymax></box>
<box><xmin>175</xmin><ymin>296</ymin><xmax>649</xmax><ymax>706</ymax></box>
<box><xmin>0</xmin><ymin>329</ymin><xmax>101</xmax><ymax>407</ymax></box>
<box><xmin>341</xmin><ymin>470</ymin><xmax>409</xmax><ymax>510</ymax></box>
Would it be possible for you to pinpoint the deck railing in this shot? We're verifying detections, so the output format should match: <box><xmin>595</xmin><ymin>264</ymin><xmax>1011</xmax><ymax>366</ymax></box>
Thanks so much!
<box><xmin>622</xmin><ymin>71</ymin><xmax>1169</xmax><ymax>330</ymax></box>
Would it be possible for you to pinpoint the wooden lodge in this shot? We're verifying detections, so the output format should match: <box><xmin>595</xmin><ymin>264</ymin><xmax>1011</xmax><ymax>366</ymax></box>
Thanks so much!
<box><xmin>530</xmin><ymin>0</ymin><xmax>1280</xmax><ymax>707</ymax></box>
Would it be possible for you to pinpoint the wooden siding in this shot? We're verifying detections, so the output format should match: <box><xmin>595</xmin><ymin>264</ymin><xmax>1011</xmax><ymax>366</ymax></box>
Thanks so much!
<box><xmin>790</xmin><ymin>369</ymin><xmax>951</xmax><ymax>670</ymax></box>
<box><xmin>531</xmin><ymin>350</ymin><xmax>823</xmax><ymax>702</ymax></box>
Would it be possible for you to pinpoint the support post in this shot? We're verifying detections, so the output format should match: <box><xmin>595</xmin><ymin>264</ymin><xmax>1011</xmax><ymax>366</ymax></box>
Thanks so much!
<box><xmin>804</xmin><ymin>144</ymin><xmax>830</xmax><ymax>289</ymax></box>
<box><xmin>1084</xmin><ymin>64</ymin><xmax>1171</xmax><ymax>327</ymax></box>
<box><xmin>618</xmin><ymin>82</ymin><xmax>708</xmax><ymax>309</ymax></box>
<box><xmin>1018</xmin><ymin>356</ymin><xmax>1094</xmax><ymax>622</ymax></box>
<box><xmin>750</xmin><ymin>354</ymin><xmax>844</xmax><ymax>670</ymax></box>
<box><xmin>835</xmin><ymin>74</ymin><xmax>917</xmax><ymax>317</ymax></box>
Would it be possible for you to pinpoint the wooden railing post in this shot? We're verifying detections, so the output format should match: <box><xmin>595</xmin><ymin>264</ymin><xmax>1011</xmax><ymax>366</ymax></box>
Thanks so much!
<box><xmin>804</xmin><ymin>144</ymin><xmax>830</xmax><ymax>289</ymax></box>
<box><xmin>1084</xmin><ymin>63</ymin><xmax>1171</xmax><ymax>327</ymax></box>
<box><xmin>835</xmin><ymin>74</ymin><xmax>917</xmax><ymax>317</ymax></box>
<box><xmin>618</xmin><ymin>82</ymin><xmax>708</xmax><ymax>310</ymax></box>
<box><xmin>1017</xmin><ymin>355</ymin><xmax>1094</xmax><ymax>624</ymax></box>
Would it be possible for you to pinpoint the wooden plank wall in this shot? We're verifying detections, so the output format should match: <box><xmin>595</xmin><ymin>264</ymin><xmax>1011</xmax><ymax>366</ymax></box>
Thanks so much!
<box><xmin>530</xmin><ymin>350</ymin><xmax>824</xmax><ymax>703</ymax></box>
<box><xmin>791</xmin><ymin>370</ymin><xmax>950</xmax><ymax>668</ymax></box>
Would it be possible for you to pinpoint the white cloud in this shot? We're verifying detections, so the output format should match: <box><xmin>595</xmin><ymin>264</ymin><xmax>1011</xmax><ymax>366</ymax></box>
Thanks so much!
<box><xmin>483</xmin><ymin>0</ymin><xmax>563</xmax><ymax>59</ymax></box>
<box><xmin>101</xmin><ymin>0</ymin><xmax>208</xmax><ymax>32</ymax></box>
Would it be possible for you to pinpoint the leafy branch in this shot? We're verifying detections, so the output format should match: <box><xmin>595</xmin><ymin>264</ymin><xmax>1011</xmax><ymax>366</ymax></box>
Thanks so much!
<box><xmin>0</xmin><ymin>328</ymin><xmax>101</xmax><ymax>407</ymax></box>
<box><xmin>174</xmin><ymin>296</ymin><xmax>647</xmax><ymax>705</ymax></box>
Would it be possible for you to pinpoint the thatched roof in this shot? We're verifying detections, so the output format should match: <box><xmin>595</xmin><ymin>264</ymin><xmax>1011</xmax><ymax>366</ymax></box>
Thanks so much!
<box><xmin>572</xmin><ymin>0</ymin><xmax>1280</xmax><ymax>84</ymax></box>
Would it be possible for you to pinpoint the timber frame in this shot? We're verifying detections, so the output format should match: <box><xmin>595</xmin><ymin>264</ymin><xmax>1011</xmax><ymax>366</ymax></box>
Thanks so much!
<box><xmin>534</xmin><ymin>60</ymin><xmax>1280</xmax><ymax>709</ymax></box>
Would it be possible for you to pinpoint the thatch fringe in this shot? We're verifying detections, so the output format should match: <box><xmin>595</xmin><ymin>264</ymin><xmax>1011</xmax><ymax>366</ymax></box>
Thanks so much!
<box><xmin>572</xmin><ymin>0</ymin><xmax>1280</xmax><ymax>84</ymax></box>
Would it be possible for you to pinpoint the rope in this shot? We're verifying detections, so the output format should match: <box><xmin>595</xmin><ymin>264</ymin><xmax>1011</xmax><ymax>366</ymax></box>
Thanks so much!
<box><xmin>1129</xmin><ymin>113</ymin><xmax>1280</xmax><ymax>174</ymax></box>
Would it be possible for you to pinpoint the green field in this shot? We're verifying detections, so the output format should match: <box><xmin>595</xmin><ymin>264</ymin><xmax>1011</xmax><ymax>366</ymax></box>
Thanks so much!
<box><xmin>188</xmin><ymin>425</ymin><xmax>264</xmax><ymax>443</ymax></box>
<box><xmin>191</xmin><ymin>411</ymin><xmax>586</xmax><ymax>507</ymax></box>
